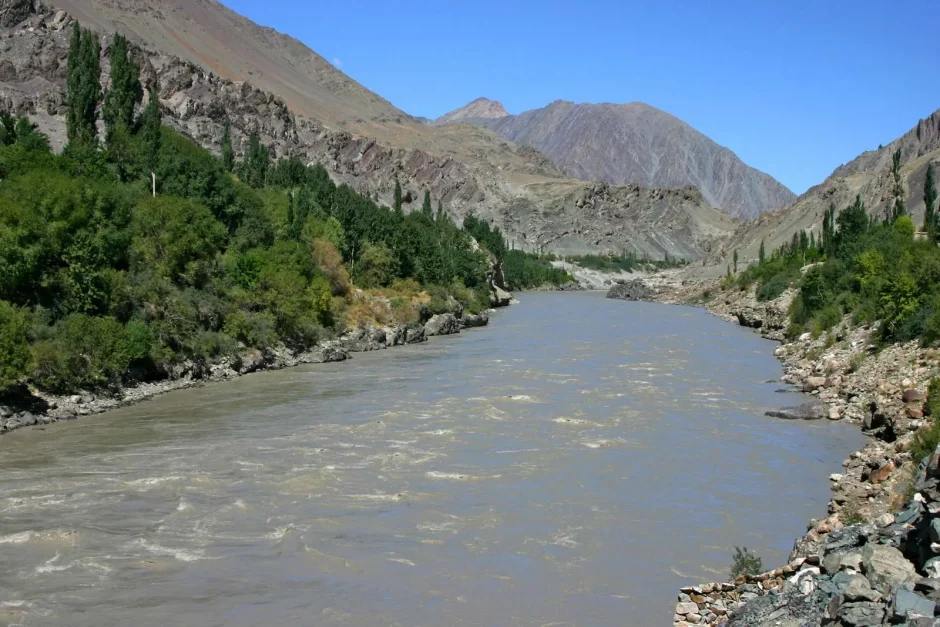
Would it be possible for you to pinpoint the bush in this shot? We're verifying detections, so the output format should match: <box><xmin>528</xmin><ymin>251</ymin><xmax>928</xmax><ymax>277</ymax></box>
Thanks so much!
<box><xmin>224</xmin><ymin>310</ymin><xmax>278</xmax><ymax>349</ymax></box>
<box><xmin>730</xmin><ymin>546</ymin><xmax>762</xmax><ymax>579</ymax></box>
<box><xmin>38</xmin><ymin>314</ymin><xmax>132</xmax><ymax>391</ymax></box>
<box><xmin>813</xmin><ymin>304</ymin><xmax>843</xmax><ymax>336</ymax></box>
<box><xmin>0</xmin><ymin>300</ymin><xmax>30</xmax><ymax>391</ymax></box>
<box><xmin>757</xmin><ymin>272</ymin><xmax>791</xmax><ymax>302</ymax></box>
<box><xmin>927</xmin><ymin>378</ymin><xmax>940</xmax><ymax>417</ymax></box>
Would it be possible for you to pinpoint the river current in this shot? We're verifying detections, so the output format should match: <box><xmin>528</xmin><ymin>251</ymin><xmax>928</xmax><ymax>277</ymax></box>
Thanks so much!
<box><xmin>0</xmin><ymin>292</ymin><xmax>865</xmax><ymax>626</ymax></box>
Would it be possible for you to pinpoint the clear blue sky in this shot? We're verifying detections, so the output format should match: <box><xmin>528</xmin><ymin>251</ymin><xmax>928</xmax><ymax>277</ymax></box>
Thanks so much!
<box><xmin>221</xmin><ymin>0</ymin><xmax>940</xmax><ymax>194</ymax></box>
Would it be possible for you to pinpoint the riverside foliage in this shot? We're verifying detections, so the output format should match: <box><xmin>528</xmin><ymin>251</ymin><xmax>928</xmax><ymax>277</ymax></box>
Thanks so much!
<box><xmin>734</xmin><ymin>160</ymin><xmax>940</xmax><ymax>346</ymax></box>
<box><xmin>0</xmin><ymin>25</ymin><xmax>555</xmax><ymax>396</ymax></box>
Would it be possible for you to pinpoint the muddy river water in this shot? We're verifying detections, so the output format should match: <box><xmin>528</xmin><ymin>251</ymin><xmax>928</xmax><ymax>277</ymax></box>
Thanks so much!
<box><xmin>0</xmin><ymin>292</ymin><xmax>865</xmax><ymax>626</ymax></box>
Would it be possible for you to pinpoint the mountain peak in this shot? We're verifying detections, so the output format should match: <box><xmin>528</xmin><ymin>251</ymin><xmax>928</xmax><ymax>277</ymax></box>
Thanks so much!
<box><xmin>434</xmin><ymin>98</ymin><xmax>508</xmax><ymax>125</ymax></box>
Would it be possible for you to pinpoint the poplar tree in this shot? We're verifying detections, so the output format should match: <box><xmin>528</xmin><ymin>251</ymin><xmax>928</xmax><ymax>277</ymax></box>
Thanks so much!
<box><xmin>221</xmin><ymin>118</ymin><xmax>234</xmax><ymax>173</ymax></box>
<box><xmin>758</xmin><ymin>239</ymin><xmax>766</xmax><ymax>265</ymax></box>
<box><xmin>66</xmin><ymin>22</ymin><xmax>102</xmax><ymax>148</ymax></box>
<box><xmin>422</xmin><ymin>190</ymin><xmax>432</xmax><ymax>216</ymax></box>
<box><xmin>242</xmin><ymin>131</ymin><xmax>269</xmax><ymax>188</ymax></box>
<box><xmin>393</xmin><ymin>178</ymin><xmax>403</xmax><ymax>214</ymax></box>
<box><xmin>732</xmin><ymin>249</ymin><xmax>738</xmax><ymax>273</ymax></box>
<box><xmin>892</xmin><ymin>148</ymin><xmax>906</xmax><ymax>221</ymax></box>
<box><xmin>139</xmin><ymin>92</ymin><xmax>162</xmax><ymax>196</ymax></box>
<box><xmin>924</xmin><ymin>163</ymin><xmax>937</xmax><ymax>235</ymax></box>
<box><xmin>102</xmin><ymin>32</ymin><xmax>140</xmax><ymax>142</ymax></box>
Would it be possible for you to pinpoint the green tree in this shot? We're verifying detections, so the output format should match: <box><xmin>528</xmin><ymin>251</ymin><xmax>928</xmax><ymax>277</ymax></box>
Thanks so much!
<box><xmin>130</xmin><ymin>196</ymin><xmax>226</xmax><ymax>282</ymax></box>
<box><xmin>892</xmin><ymin>148</ymin><xmax>906</xmax><ymax>220</ymax></box>
<box><xmin>836</xmin><ymin>195</ymin><xmax>869</xmax><ymax>257</ymax></box>
<box><xmin>66</xmin><ymin>22</ymin><xmax>101</xmax><ymax>148</ymax></box>
<box><xmin>925</xmin><ymin>163</ymin><xmax>937</xmax><ymax>235</ymax></box>
<box><xmin>138</xmin><ymin>92</ymin><xmax>162</xmax><ymax>195</ymax></box>
<box><xmin>393</xmin><ymin>178</ymin><xmax>403</xmax><ymax>215</ymax></box>
<box><xmin>422</xmin><ymin>190</ymin><xmax>432</xmax><ymax>216</ymax></box>
<box><xmin>221</xmin><ymin>118</ymin><xmax>234</xmax><ymax>173</ymax></box>
<box><xmin>355</xmin><ymin>242</ymin><xmax>398</xmax><ymax>288</ymax></box>
<box><xmin>0</xmin><ymin>301</ymin><xmax>30</xmax><ymax>391</ymax></box>
<box><xmin>758</xmin><ymin>239</ymin><xmax>766</xmax><ymax>265</ymax></box>
<box><xmin>242</xmin><ymin>131</ymin><xmax>269</xmax><ymax>188</ymax></box>
<box><xmin>436</xmin><ymin>199</ymin><xmax>444</xmax><ymax>222</ymax></box>
<box><xmin>102</xmin><ymin>32</ymin><xmax>140</xmax><ymax>143</ymax></box>
<box><xmin>733</xmin><ymin>249</ymin><xmax>738</xmax><ymax>273</ymax></box>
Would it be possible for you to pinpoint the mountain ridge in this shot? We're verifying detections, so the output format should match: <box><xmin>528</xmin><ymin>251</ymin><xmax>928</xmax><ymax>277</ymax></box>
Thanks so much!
<box><xmin>437</xmin><ymin>97</ymin><xmax>796</xmax><ymax>220</ymax></box>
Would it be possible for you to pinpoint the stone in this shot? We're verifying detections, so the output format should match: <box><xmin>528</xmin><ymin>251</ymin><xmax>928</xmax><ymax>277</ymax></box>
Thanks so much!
<box><xmin>829</xmin><ymin>406</ymin><xmax>844</xmax><ymax>420</ymax></box>
<box><xmin>892</xmin><ymin>588</ymin><xmax>936</xmax><ymax>621</ymax></box>
<box><xmin>803</xmin><ymin>376</ymin><xmax>828</xmax><ymax>392</ymax></box>
<box><xmin>824</xmin><ymin>552</ymin><xmax>862</xmax><ymax>575</ymax></box>
<box><xmin>491</xmin><ymin>286</ymin><xmax>512</xmax><ymax>307</ymax></box>
<box><xmin>837</xmin><ymin>601</ymin><xmax>886</xmax><ymax>625</ymax></box>
<box><xmin>0</xmin><ymin>0</ymin><xmax>32</xmax><ymax>27</ymax></box>
<box><xmin>765</xmin><ymin>400</ymin><xmax>827</xmax><ymax>420</ymax></box>
<box><xmin>861</xmin><ymin>543</ymin><xmax>917</xmax><ymax>589</ymax></box>
<box><xmin>875</xmin><ymin>513</ymin><xmax>895</xmax><ymax>528</ymax></box>
<box><xmin>925</xmin><ymin>557</ymin><xmax>940</xmax><ymax>579</ymax></box>
<box><xmin>868</xmin><ymin>461</ymin><xmax>895</xmax><ymax>484</ymax></box>
<box><xmin>606</xmin><ymin>279</ymin><xmax>653</xmax><ymax>302</ymax></box>
<box><xmin>904</xmin><ymin>389</ymin><xmax>927</xmax><ymax>403</ymax></box>
<box><xmin>675</xmin><ymin>602</ymin><xmax>699</xmax><ymax>615</ymax></box>
<box><xmin>909</xmin><ymin>406</ymin><xmax>926</xmax><ymax>419</ymax></box>
<box><xmin>459</xmin><ymin>312</ymin><xmax>489</xmax><ymax>329</ymax></box>
<box><xmin>424</xmin><ymin>313</ymin><xmax>460</xmax><ymax>337</ymax></box>
<box><xmin>841</xmin><ymin>574</ymin><xmax>881</xmax><ymax>602</ymax></box>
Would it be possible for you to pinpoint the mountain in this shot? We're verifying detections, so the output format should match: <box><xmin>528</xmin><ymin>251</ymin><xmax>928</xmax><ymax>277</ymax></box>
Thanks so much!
<box><xmin>433</xmin><ymin>97</ymin><xmax>508</xmax><ymax>125</ymax></box>
<box><xmin>437</xmin><ymin>99</ymin><xmax>795</xmax><ymax>220</ymax></box>
<box><xmin>0</xmin><ymin>0</ymin><xmax>738</xmax><ymax>260</ymax></box>
<box><xmin>716</xmin><ymin>109</ymin><xmax>940</xmax><ymax>269</ymax></box>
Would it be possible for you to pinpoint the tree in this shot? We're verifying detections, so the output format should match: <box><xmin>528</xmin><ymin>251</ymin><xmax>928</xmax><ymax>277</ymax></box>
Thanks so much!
<box><xmin>66</xmin><ymin>22</ymin><xmax>101</xmax><ymax>148</ymax></box>
<box><xmin>925</xmin><ymin>163</ymin><xmax>937</xmax><ymax>235</ymax></box>
<box><xmin>836</xmin><ymin>195</ymin><xmax>869</xmax><ymax>256</ymax></box>
<box><xmin>436</xmin><ymin>200</ymin><xmax>444</xmax><ymax>222</ymax></box>
<box><xmin>758</xmin><ymin>239</ymin><xmax>766</xmax><ymax>265</ymax></box>
<box><xmin>221</xmin><ymin>118</ymin><xmax>234</xmax><ymax>173</ymax></box>
<box><xmin>892</xmin><ymin>148</ymin><xmax>906</xmax><ymax>221</ymax></box>
<box><xmin>422</xmin><ymin>190</ymin><xmax>432</xmax><ymax>217</ymax></box>
<box><xmin>102</xmin><ymin>32</ymin><xmax>140</xmax><ymax>143</ymax></box>
<box><xmin>0</xmin><ymin>301</ymin><xmax>30</xmax><ymax>392</ymax></box>
<box><xmin>732</xmin><ymin>249</ymin><xmax>738</xmax><ymax>273</ymax></box>
<box><xmin>138</xmin><ymin>92</ymin><xmax>162</xmax><ymax>195</ymax></box>
<box><xmin>242</xmin><ymin>131</ymin><xmax>269</xmax><ymax>188</ymax></box>
<box><xmin>393</xmin><ymin>178</ymin><xmax>403</xmax><ymax>215</ymax></box>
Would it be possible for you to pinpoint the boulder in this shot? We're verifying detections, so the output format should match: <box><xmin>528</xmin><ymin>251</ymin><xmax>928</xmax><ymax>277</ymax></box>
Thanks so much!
<box><xmin>424</xmin><ymin>313</ymin><xmax>460</xmax><ymax>337</ymax></box>
<box><xmin>606</xmin><ymin>279</ymin><xmax>654</xmax><ymax>302</ymax></box>
<box><xmin>803</xmin><ymin>376</ymin><xmax>828</xmax><ymax>392</ymax></box>
<box><xmin>841</xmin><ymin>574</ymin><xmax>881</xmax><ymax>602</ymax></box>
<box><xmin>868</xmin><ymin>462</ymin><xmax>895</xmax><ymax>484</ymax></box>
<box><xmin>491</xmin><ymin>286</ymin><xmax>512</xmax><ymax>307</ymax></box>
<box><xmin>405</xmin><ymin>326</ymin><xmax>426</xmax><ymax>344</ymax></box>
<box><xmin>861</xmin><ymin>543</ymin><xmax>917</xmax><ymax>589</ymax></box>
<box><xmin>904</xmin><ymin>389</ymin><xmax>928</xmax><ymax>404</ymax></box>
<box><xmin>459</xmin><ymin>312</ymin><xmax>489</xmax><ymax>329</ymax></box>
<box><xmin>765</xmin><ymin>400</ymin><xmax>827</xmax><ymax>421</ymax></box>
<box><xmin>892</xmin><ymin>588</ymin><xmax>936</xmax><ymax>621</ymax></box>
<box><xmin>836</xmin><ymin>601</ymin><xmax>886</xmax><ymax>625</ymax></box>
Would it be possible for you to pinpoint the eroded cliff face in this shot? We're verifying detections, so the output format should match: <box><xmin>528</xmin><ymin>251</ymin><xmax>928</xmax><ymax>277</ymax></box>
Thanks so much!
<box><xmin>0</xmin><ymin>3</ymin><xmax>737</xmax><ymax>260</ymax></box>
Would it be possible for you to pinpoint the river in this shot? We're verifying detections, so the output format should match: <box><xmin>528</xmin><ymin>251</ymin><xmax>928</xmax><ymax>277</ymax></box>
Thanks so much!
<box><xmin>0</xmin><ymin>292</ymin><xmax>865</xmax><ymax>626</ymax></box>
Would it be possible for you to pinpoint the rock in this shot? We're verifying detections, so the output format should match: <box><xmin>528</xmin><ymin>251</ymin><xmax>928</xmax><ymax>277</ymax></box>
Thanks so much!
<box><xmin>765</xmin><ymin>400</ymin><xmax>827</xmax><ymax>421</ymax></box>
<box><xmin>824</xmin><ymin>552</ymin><xmax>863</xmax><ymax>575</ymax></box>
<box><xmin>892</xmin><ymin>588</ymin><xmax>936</xmax><ymax>621</ymax></box>
<box><xmin>459</xmin><ymin>312</ymin><xmax>489</xmax><ymax>329</ymax></box>
<box><xmin>904</xmin><ymin>389</ymin><xmax>927</xmax><ymax>403</ymax></box>
<box><xmin>405</xmin><ymin>326</ymin><xmax>426</xmax><ymax>344</ymax></box>
<box><xmin>868</xmin><ymin>461</ymin><xmax>895</xmax><ymax>484</ymax></box>
<box><xmin>424</xmin><ymin>313</ymin><xmax>460</xmax><ymax>337</ymax></box>
<box><xmin>829</xmin><ymin>406</ymin><xmax>844</xmax><ymax>420</ymax></box>
<box><xmin>841</xmin><ymin>574</ymin><xmax>881</xmax><ymax>602</ymax></box>
<box><xmin>803</xmin><ymin>376</ymin><xmax>828</xmax><ymax>392</ymax></box>
<box><xmin>861</xmin><ymin>543</ymin><xmax>917</xmax><ymax>589</ymax></box>
<box><xmin>606</xmin><ymin>279</ymin><xmax>654</xmax><ymax>302</ymax></box>
<box><xmin>875</xmin><ymin>513</ymin><xmax>896</xmax><ymax>528</ymax></box>
<box><xmin>675</xmin><ymin>601</ymin><xmax>699</xmax><ymax>615</ymax></box>
<box><xmin>799</xmin><ymin>332</ymin><xmax>813</xmax><ymax>342</ymax></box>
<box><xmin>837</xmin><ymin>601</ymin><xmax>886</xmax><ymax>625</ymax></box>
<box><xmin>0</xmin><ymin>0</ymin><xmax>32</xmax><ymax>27</ymax></box>
<box><xmin>909</xmin><ymin>405</ymin><xmax>926</xmax><ymax>419</ymax></box>
<box><xmin>491</xmin><ymin>286</ymin><xmax>512</xmax><ymax>307</ymax></box>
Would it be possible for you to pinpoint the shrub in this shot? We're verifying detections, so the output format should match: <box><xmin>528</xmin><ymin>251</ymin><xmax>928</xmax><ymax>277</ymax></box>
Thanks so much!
<box><xmin>813</xmin><ymin>304</ymin><xmax>843</xmax><ymax>336</ymax></box>
<box><xmin>312</xmin><ymin>239</ymin><xmax>350</xmax><ymax>296</ymax></box>
<box><xmin>224</xmin><ymin>310</ymin><xmax>278</xmax><ymax>350</ymax></box>
<box><xmin>848</xmin><ymin>352</ymin><xmax>866</xmax><ymax>373</ymax></box>
<box><xmin>0</xmin><ymin>300</ymin><xmax>30</xmax><ymax>391</ymax></box>
<box><xmin>757</xmin><ymin>272</ymin><xmax>790</xmax><ymax>302</ymax></box>
<box><xmin>927</xmin><ymin>378</ymin><xmax>940</xmax><ymax>417</ymax></box>
<box><xmin>39</xmin><ymin>314</ymin><xmax>132</xmax><ymax>391</ymax></box>
<box><xmin>355</xmin><ymin>242</ymin><xmax>398</xmax><ymax>288</ymax></box>
<box><xmin>730</xmin><ymin>546</ymin><xmax>762</xmax><ymax>579</ymax></box>
<box><xmin>840</xmin><ymin>501</ymin><xmax>866</xmax><ymax>525</ymax></box>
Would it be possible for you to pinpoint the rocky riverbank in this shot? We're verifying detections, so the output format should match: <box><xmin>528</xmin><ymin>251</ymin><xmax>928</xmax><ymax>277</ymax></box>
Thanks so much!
<box><xmin>0</xmin><ymin>310</ymin><xmax>493</xmax><ymax>437</ymax></box>
<box><xmin>610</xmin><ymin>272</ymin><xmax>940</xmax><ymax>625</ymax></box>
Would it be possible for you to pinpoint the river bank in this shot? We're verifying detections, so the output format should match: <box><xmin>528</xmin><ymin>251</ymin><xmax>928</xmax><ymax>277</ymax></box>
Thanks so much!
<box><xmin>617</xmin><ymin>271</ymin><xmax>940</xmax><ymax>625</ymax></box>
<box><xmin>0</xmin><ymin>310</ymin><xmax>493</xmax><ymax>438</ymax></box>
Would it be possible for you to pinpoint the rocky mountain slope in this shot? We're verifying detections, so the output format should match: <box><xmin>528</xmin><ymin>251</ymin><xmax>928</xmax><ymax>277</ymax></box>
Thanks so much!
<box><xmin>437</xmin><ymin>98</ymin><xmax>796</xmax><ymax>220</ymax></box>
<box><xmin>432</xmin><ymin>96</ymin><xmax>507</xmax><ymax>125</ymax></box>
<box><xmin>0</xmin><ymin>0</ymin><xmax>738</xmax><ymax>260</ymax></box>
<box><xmin>717</xmin><ymin>109</ymin><xmax>940</xmax><ymax>269</ymax></box>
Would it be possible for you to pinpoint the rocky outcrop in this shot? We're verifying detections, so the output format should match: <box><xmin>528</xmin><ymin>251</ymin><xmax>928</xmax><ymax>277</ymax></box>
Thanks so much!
<box><xmin>0</xmin><ymin>3</ymin><xmax>738</xmax><ymax>259</ymax></box>
<box><xmin>459</xmin><ymin>312</ymin><xmax>489</xmax><ymax>329</ymax></box>
<box><xmin>606</xmin><ymin>279</ymin><xmax>655</xmax><ymax>302</ymax></box>
<box><xmin>765</xmin><ymin>400</ymin><xmax>828</xmax><ymax>421</ymax></box>
<box><xmin>0</xmin><ymin>0</ymin><xmax>33</xmax><ymax>27</ymax></box>
<box><xmin>424</xmin><ymin>313</ymin><xmax>460</xmax><ymax>337</ymax></box>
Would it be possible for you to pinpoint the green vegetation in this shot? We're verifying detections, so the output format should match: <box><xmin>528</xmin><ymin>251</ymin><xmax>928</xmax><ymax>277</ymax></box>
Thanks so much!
<box><xmin>1</xmin><ymin>22</ymin><xmax>557</xmax><ymax>396</ymax></box>
<box><xmin>565</xmin><ymin>252</ymin><xmax>689</xmax><ymax>274</ymax></box>
<box><xmin>910</xmin><ymin>378</ymin><xmax>940</xmax><ymax>462</ymax></box>
<box><xmin>840</xmin><ymin>501</ymin><xmax>866</xmax><ymax>525</ymax></box>
<box><xmin>729</xmin><ymin>546</ymin><xmax>762</xmax><ymax>579</ymax></box>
